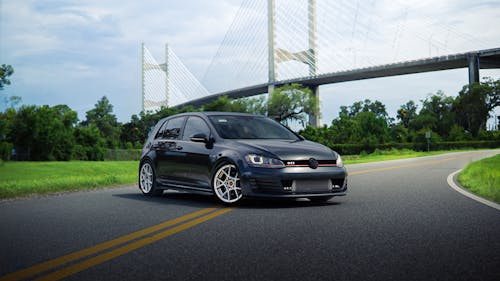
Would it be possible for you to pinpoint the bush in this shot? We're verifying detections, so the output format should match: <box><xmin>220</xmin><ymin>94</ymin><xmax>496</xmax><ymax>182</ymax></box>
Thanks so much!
<box><xmin>329</xmin><ymin>141</ymin><xmax>500</xmax><ymax>155</ymax></box>
<box><xmin>73</xmin><ymin>144</ymin><xmax>105</xmax><ymax>161</ymax></box>
<box><xmin>0</xmin><ymin>142</ymin><xmax>13</xmax><ymax>161</ymax></box>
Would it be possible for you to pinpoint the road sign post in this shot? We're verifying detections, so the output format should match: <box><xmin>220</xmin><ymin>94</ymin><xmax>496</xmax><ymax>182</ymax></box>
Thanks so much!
<box><xmin>425</xmin><ymin>131</ymin><xmax>431</xmax><ymax>152</ymax></box>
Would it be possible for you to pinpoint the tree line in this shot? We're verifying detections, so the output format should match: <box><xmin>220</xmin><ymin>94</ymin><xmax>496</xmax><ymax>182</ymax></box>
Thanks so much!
<box><xmin>299</xmin><ymin>78</ymin><xmax>500</xmax><ymax>153</ymax></box>
<box><xmin>0</xmin><ymin>62</ymin><xmax>499</xmax><ymax>160</ymax></box>
<box><xmin>0</xmin><ymin>82</ymin><xmax>318</xmax><ymax>160</ymax></box>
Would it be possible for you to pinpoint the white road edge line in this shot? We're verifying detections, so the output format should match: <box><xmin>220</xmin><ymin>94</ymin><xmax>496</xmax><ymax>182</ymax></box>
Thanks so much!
<box><xmin>447</xmin><ymin>169</ymin><xmax>500</xmax><ymax>211</ymax></box>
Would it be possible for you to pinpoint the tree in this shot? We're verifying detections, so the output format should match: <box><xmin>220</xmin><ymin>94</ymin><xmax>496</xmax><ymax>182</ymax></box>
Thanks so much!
<box><xmin>198</xmin><ymin>84</ymin><xmax>317</xmax><ymax>127</ymax></box>
<box><xmin>0</xmin><ymin>64</ymin><xmax>21</xmax><ymax>110</ymax></box>
<box><xmin>82</xmin><ymin>96</ymin><xmax>121</xmax><ymax>148</ymax></box>
<box><xmin>0</xmin><ymin>64</ymin><xmax>14</xmax><ymax>90</ymax></box>
<box><xmin>201</xmin><ymin>95</ymin><xmax>267</xmax><ymax>115</ymax></box>
<box><xmin>74</xmin><ymin>125</ymin><xmax>106</xmax><ymax>160</ymax></box>
<box><xmin>454</xmin><ymin>78</ymin><xmax>500</xmax><ymax>137</ymax></box>
<box><xmin>235</xmin><ymin>96</ymin><xmax>267</xmax><ymax>115</ymax></box>
<box><xmin>267</xmin><ymin>83</ymin><xmax>318</xmax><ymax>126</ymax></box>
<box><xmin>0</xmin><ymin>108</ymin><xmax>16</xmax><ymax>160</ymax></box>
<box><xmin>397</xmin><ymin>100</ymin><xmax>418</xmax><ymax>128</ymax></box>
<box><xmin>120</xmin><ymin>114</ymin><xmax>144</xmax><ymax>148</ymax></box>
<box><xmin>203</xmin><ymin>96</ymin><xmax>250</xmax><ymax>113</ymax></box>
<box><xmin>340</xmin><ymin>99</ymin><xmax>389</xmax><ymax>121</ymax></box>
<box><xmin>411</xmin><ymin>91</ymin><xmax>455</xmax><ymax>138</ymax></box>
<box><xmin>390</xmin><ymin>123</ymin><xmax>411</xmax><ymax>143</ymax></box>
<box><xmin>299</xmin><ymin>125</ymin><xmax>335</xmax><ymax>147</ymax></box>
<box><xmin>313</xmin><ymin>99</ymin><xmax>392</xmax><ymax>145</ymax></box>
<box><xmin>9</xmin><ymin>105</ymin><xmax>78</xmax><ymax>160</ymax></box>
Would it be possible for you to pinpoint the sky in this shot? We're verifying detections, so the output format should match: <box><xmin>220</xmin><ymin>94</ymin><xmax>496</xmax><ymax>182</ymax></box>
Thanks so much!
<box><xmin>1</xmin><ymin>0</ymin><xmax>500</xmax><ymax>127</ymax></box>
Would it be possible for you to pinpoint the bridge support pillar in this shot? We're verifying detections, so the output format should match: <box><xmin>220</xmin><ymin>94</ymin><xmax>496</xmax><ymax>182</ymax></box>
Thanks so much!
<box><xmin>141</xmin><ymin>43</ymin><xmax>145</xmax><ymax>111</ymax></box>
<box><xmin>468</xmin><ymin>54</ymin><xmax>480</xmax><ymax>85</ymax></box>
<box><xmin>308</xmin><ymin>85</ymin><xmax>321</xmax><ymax>127</ymax></box>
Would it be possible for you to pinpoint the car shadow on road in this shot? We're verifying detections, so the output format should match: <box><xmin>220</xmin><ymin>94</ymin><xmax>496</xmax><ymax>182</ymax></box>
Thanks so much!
<box><xmin>113</xmin><ymin>191</ymin><xmax>343</xmax><ymax>209</ymax></box>
<box><xmin>236</xmin><ymin>198</ymin><xmax>342</xmax><ymax>209</ymax></box>
<box><xmin>113</xmin><ymin>191</ymin><xmax>217</xmax><ymax>208</ymax></box>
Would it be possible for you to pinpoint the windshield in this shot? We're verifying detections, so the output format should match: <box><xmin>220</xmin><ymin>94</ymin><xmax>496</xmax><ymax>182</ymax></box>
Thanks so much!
<box><xmin>208</xmin><ymin>115</ymin><xmax>300</xmax><ymax>140</ymax></box>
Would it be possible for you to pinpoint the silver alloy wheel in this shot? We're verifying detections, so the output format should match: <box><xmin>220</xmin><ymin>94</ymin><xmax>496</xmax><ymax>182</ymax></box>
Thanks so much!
<box><xmin>139</xmin><ymin>162</ymin><xmax>154</xmax><ymax>194</ymax></box>
<box><xmin>213</xmin><ymin>164</ymin><xmax>242</xmax><ymax>203</ymax></box>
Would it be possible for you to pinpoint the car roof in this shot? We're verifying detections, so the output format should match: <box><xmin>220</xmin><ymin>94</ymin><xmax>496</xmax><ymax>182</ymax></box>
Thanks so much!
<box><xmin>155</xmin><ymin>111</ymin><xmax>265</xmax><ymax>126</ymax></box>
<box><xmin>163</xmin><ymin>111</ymin><xmax>264</xmax><ymax>119</ymax></box>
<box><xmin>201</xmin><ymin>112</ymin><xmax>265</xmax><ymax>117</ymax></box>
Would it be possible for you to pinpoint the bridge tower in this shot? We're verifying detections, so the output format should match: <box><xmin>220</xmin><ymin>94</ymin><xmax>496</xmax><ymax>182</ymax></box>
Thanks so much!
<box><xmin>268</xmin><ymin>0</ymin><xmax>320</xmax><ymax>127</ymax></box>
<box><xmin>141</xmin><ymin>43</ymin><xmax>169</xmax><ymax>111</ymax></box>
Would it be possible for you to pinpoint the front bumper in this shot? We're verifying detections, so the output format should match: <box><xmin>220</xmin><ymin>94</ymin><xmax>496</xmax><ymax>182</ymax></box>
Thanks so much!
<box><xmin>239</xmin><ymin>165</ymin><xmax>348</xmax><ymax>198</ymax></box>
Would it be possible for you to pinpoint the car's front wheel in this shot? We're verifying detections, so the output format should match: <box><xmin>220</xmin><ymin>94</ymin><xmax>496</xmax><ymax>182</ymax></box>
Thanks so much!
<box><xmin>212</xmin><ymin>163</ymin><xmax>242</xmax><ymax>204</ymax></box>
<box><xmin>139</xmin><ymin>161</ymin><xmax>163</xmax><ymax>196</ymax></box>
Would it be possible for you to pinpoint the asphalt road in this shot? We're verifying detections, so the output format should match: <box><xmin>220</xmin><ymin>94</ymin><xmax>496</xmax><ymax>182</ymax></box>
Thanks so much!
<box><xmin>1</xmin><ymin>150</ymin><xmax>499</xmax><ymax>281</ymax></box>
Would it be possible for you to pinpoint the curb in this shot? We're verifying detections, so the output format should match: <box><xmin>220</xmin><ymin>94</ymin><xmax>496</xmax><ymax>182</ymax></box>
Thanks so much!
<box><xmin>447</xmin><ymin>169</ymin><xmax>500</xmax><ymax>211</ymax></box>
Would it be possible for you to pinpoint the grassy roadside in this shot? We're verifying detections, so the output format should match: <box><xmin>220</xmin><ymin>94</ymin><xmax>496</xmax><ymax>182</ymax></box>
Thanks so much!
<box><xmin>0</xmin><ymin>161</ymin><xmax>138</xmax><ymax>199</ymax></box>
<box><xmin>457</xmin><ymin>154</ymin><xmax>500</xmax><ymax>203</ymax></box>
<box><xmin>0</xmin><ymin>149</ymin><xmax>496</xmax><ymax>199</ymax></box>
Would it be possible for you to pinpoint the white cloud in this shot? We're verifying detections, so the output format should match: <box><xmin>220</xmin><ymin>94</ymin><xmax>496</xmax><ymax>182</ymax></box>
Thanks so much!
<box><xmin>1</xmin><ymin>0</ymin><xmax>499</xmax><ymax>123</ymax></box>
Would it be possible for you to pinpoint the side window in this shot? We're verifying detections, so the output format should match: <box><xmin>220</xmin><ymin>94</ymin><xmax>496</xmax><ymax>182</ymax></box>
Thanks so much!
<box><xmin>154</xmin><ymin>120</ymin><xmax>169</xmax><ymax>139</ymax></box>
<box><xmin>154</xmin><ymin>118</ymin><xmax>186</xmax><ymax>139</ymax></box>
<box><xmin>163</xmin><ymin>117</ymin><xmax>185</xmax><ymax>140</ymax></box>
<box><xmin>183</xmin><ymin>116</ymin><xmax>211</xmax><ymax>141</ymax></box>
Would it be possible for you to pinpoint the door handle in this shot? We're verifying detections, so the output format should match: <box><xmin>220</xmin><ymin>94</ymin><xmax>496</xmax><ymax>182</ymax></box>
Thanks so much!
<box><xmin>153</xmin><ymin>141</ymin><xmax>167</xmax><ymax>149</ymax></box>
<box><xmin>176</xmin><ymin>146</ymin><xmax>183</xmax><ymax>151</ymax></box>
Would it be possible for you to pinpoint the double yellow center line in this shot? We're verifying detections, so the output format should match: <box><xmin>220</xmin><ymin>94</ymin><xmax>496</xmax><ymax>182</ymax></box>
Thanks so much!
<box><xmin>0</xmin><ymin>207</ymin><xmax>233</xmax><ymax>281</ymax></box>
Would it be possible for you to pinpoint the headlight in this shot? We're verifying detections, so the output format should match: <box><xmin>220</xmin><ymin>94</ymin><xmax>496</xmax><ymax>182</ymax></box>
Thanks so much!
<box><xmin>245</xmin><ymin>154</ymin><xmax>285</xmax><ymax>168</ymax></box>
<box><xmin>336</xmin><ymin>155</ymin><xmax>343</xmax><ymax>168</ymax></box>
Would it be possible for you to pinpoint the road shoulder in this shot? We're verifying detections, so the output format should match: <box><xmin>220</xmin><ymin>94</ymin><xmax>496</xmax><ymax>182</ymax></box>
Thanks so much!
<box><xmin>447</xmin><ymin>169</ymin><xmax>500</xmax><ymax>211</ymax></box>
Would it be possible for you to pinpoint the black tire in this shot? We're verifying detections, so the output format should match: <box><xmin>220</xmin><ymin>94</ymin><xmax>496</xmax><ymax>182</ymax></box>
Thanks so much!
<box><xmin>308</xmin><ymin>196</ymin><xmax>334</xmax><ymax>203</ymax></box>
<box><xmin>138</xmin><ymin>160</ymin><xmax>163</xmax><ymax>196</ymax></box>
<box><xmin>211</xmin><ymin>162</ymin><xmax>243</xmax><ymax>204</ymax></box>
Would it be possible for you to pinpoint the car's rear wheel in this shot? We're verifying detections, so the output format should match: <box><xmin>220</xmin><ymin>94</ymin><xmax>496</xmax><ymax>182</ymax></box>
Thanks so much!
<box><xmin>212</xmin><ymin>163</ymin><xmax>242</xmax><ymax>204</ymax></box>
<box><xmin>139</xmin><ymin>161</ymin><xmax>162</xmax><ymax>196</ymax></box>
<box><xmin>308</xmin><ymin>196</ymin><xmax>334</xmax><ymax>203</ymax></box>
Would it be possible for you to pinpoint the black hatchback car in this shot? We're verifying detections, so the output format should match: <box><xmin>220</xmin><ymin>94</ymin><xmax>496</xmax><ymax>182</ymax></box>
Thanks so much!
<box><xmin>139</xmin><ymin>112</ymin><xmax>347</xmax><ymax>204</ymax></box>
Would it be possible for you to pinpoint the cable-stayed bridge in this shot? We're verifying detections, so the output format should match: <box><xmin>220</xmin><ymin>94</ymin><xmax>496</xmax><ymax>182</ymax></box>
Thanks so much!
<box><xmin>141</xmin><ymin>0</ymin><xmax>500</xmax><ymax>126</ymax></box>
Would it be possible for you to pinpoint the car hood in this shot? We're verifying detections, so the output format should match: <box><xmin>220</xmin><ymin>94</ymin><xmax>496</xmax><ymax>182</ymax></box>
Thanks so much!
<box><xmin>232</xmin><ymin>139</ymin><xmax>335</xmax><ymax>160</ymax></box>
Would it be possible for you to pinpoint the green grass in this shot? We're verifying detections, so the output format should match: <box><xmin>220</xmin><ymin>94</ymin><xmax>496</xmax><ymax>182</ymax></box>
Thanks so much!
<box><xmin>0</xmin><ymin>149</ymin><xmax>496</xmax><ymax>199</ymax></box>
<box><xmin>458</xmin><ymin>154</ymin><xmax>500</xmax><ymax>203</ymax></box>
<box><xmin>343</xmin><ymin>148</ymin><xmax>471</xmax><ymax>164</ymax></box>
<box><xmin>0</xmin><ymin>161</ymin><xmax>139</xmax><ymax>199</ymax></box>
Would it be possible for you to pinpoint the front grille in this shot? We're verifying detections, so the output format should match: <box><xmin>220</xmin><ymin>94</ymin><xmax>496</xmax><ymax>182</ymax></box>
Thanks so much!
<box><xmin>294</xmin><ymin>179</ymin><xmax>331</xmax><ymax>192</ymax></box>
<box><xmin>249</xmin><ymin>177</ymin><xmax>345</xmax><ymax>195</ymax></box>
<box><xmin>251</xmin><ymin>178</ymin><xmax>284</xmax><ymax>194</ymax></box>
<box><xmin>255</xmin><ymin>178</ymin><xmax>282</xmax><ymax>188</ymax></box>
<box><xmin>284</xmin><ymin>159</ymin><xmax>336</xmax><ymax>167</ymax></box>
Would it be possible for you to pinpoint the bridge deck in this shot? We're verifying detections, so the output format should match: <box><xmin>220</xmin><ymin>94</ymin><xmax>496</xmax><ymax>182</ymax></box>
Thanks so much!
<box><xmin>176</xmin><ymin>48</ymin><xmax>500</xmax><ymax>108</ymax></box>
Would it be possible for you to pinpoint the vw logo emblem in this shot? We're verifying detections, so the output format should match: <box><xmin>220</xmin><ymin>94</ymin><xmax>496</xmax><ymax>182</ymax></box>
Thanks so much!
<box><xmin>308</xmin><ymin>158</ymin><xmax>319</xmax><ymax>169</ymax></box>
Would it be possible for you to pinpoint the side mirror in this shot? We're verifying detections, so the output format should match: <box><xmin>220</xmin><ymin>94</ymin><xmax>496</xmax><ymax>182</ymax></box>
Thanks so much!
<box><xmin>190</xmin><ymin>133</ymin><xmax>209</xmax><ymax>143</ymax></box>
